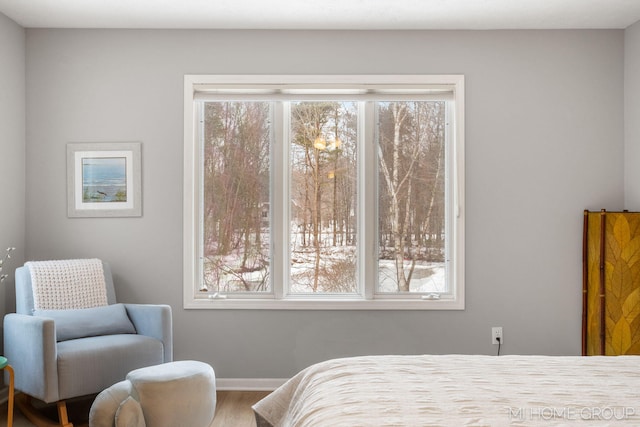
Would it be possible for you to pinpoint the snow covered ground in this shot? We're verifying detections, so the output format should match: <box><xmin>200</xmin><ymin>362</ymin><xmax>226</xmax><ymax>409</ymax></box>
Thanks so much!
<box><xmin>378</xmin><ymin>260</ymin><xmax>445</xmax><ymax>293</ymax></box>
<box><xmin>205</xmin><ymin>246</ymin><xmax>445</xmax><ymax>294</ymax></box>
<box><xmin>202</xmin><ymin>226</ymin><xmax>446</xmax><ymax>294</ymax></box>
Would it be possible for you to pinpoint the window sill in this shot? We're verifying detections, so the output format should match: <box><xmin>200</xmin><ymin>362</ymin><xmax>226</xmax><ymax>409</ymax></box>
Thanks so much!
<box><xmin>184</xmin><ymin>297</ymin><xmax>464</xmax><ymax>310</ymax></box>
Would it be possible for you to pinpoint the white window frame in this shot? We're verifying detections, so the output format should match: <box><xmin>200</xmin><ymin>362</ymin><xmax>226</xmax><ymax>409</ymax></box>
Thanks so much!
<box><xmin>183</xmin><ymin>75</ymin><xmax>465</xmax><ymax>310</ymax></box>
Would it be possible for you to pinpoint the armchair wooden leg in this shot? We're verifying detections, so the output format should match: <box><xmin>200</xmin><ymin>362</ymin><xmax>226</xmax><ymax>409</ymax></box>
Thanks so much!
<box><xmin>57</xmin><ymin>401</ymin><xmax>72</xmax><ymax>427</ymax></box>
<box><xmin>15</xmin><ymin>394</ymin><xmax>74</xmax><ymax>427</ymax></box>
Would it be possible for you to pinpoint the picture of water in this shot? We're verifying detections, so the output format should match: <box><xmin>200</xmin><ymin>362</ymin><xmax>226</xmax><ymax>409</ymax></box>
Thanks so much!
<box><xmin>82</xmin><ymin>157</ymin><xmax>127</xmax><ymax>203</ymax></box>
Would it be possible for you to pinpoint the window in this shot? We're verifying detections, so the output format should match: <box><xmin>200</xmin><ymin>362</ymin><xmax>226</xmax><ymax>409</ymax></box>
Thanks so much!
<box><xmin>184</xmin><ymin>75</ymin><xmax>464</xmax><ymax>309</ymax></box>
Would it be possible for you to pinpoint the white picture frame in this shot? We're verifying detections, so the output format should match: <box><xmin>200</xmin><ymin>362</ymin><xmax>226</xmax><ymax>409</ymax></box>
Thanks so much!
<box><xmin>67</xmin><ymin>142</ymin><xmax>142</xmax><ymax>217</ymax></box>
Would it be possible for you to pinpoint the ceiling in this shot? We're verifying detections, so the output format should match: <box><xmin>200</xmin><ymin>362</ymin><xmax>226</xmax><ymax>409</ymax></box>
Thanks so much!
<box><xmin>1</xmin><ymin>0</ymin><xmax>640</xmax><ymax>30</ymax></box>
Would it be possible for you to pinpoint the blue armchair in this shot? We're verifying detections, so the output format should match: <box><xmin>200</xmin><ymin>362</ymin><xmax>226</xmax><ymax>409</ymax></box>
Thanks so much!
<box><xmin>3</xmin><ymin>260</ymin><xmax>172</xmax><ymax>427</ymax></box>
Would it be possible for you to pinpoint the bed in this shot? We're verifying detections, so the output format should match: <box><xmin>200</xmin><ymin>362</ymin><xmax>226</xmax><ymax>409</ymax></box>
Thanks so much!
<box><xmin>252</xmin><ymin>354</ymin><xmax>640</xmax><ymax>426</ymax></box>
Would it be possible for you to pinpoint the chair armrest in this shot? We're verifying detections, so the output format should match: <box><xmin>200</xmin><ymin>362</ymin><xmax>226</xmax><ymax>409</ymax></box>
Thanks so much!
<box><xmin>124</xmin><ymin>304</ymin><xmax>173</xmax><ymax>362</ymax></box>
<box><xmin>3</xmin><ymin>313</ymin><xmax>60</xmax><ymax>402</ymax></box>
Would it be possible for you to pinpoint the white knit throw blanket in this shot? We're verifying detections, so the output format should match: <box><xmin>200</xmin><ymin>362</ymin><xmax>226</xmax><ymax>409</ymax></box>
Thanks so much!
<box><xmin>27</xmin><ymin>258</ymin><xmax>108</xmax><ymax>310</ymax></box>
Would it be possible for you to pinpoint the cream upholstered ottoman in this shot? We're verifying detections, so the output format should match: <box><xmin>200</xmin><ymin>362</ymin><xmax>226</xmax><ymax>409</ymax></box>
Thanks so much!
<box><xmin>89</xmin><ymin>360</ymin><xmax>216</xmax><ymax>427</ymax></box>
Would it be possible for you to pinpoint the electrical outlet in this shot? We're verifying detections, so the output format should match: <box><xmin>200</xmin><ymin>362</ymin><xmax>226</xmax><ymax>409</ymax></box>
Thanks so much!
<box><xmin>492</xmin><ymin>327</ymin><xmax>503</xmax><ymax>345</ymax></box>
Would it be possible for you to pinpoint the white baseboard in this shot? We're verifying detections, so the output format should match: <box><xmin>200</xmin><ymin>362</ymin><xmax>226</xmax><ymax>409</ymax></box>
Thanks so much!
<box><xmin>0</xmin><ymin>379</ymin><xmax>284</xmax><ymax>403</ymax></box>
<box><xmin>216</xmin><ymin>378</ymin><xmax>287</xmax><ymax>391</ymax></box>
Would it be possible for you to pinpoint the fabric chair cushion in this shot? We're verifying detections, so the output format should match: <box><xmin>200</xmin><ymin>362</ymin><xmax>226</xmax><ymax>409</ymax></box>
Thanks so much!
<box><xmin>57</xmin><ymin>334</ymin><xmax>165</xmax><ymax>400</ymax></box>
<box><xmin>34</xmin><ymin>303</ymin><xmax>136</xmax><ymax>341</ymax></box>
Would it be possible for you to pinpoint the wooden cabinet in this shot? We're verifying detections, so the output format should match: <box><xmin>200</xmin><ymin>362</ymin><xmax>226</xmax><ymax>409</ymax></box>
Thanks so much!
<box><xmin>583</xmin><ymin>210</ymin><xmax>640</xmax><ymax>355</ymax></box>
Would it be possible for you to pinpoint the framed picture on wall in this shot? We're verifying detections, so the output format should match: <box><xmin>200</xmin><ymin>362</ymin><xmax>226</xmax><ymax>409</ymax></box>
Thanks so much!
<box><xmin>67</xmin><ymin>142</ymin><xmax>142</xmax><ymax>217</ymax></box>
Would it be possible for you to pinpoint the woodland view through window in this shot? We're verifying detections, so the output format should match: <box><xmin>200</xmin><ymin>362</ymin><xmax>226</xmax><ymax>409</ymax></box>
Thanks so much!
<box><xmin>184</xmin><ymin>76</ymin><xmax>464</xmax><ymax>309</ymax></box>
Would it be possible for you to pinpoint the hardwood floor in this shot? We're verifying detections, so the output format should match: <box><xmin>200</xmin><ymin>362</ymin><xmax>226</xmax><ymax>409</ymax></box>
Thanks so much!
<box><xmin>212</xmin><ymin>391</ymin><xmax>271</xmax><ymax>427</ymax></box>
<box><xmin>0</xmin><ymin>391</ymin><xmax>271</xmax><ymax>427</ymax></box>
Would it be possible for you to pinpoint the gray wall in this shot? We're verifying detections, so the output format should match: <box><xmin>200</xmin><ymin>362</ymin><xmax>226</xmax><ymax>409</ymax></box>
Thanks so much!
<box><xmin>625</xmin><ymin>21</ymin><xmax>640</xmax><ymax>209</ymax></box>
<box><xmin>0</xmin><ymin>12</ymin><xmax>25</xmax><ymax>345</ymax></box>
<box><xmin>24</xmin><ymin>29</ymin><xmax>624</xmax><ymax>379</ymax></box>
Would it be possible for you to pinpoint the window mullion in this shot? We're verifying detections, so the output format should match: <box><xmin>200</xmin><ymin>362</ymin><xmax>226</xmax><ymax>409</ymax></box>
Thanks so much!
<box><xmin>361</xmin><ymin>101</ymin><xmax>376</xmax><ymax>299</ymax></box>
<box><xmin>272</xmin><ymin>102</ymin><xmax>288</xmax><ymax>299</ymax></box>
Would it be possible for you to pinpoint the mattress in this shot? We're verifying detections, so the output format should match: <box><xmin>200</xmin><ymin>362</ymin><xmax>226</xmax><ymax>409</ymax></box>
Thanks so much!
<box><xmin>252</xmin><ymin>354</ymin><xmax>640</xmax><ymax>427</ymax></box>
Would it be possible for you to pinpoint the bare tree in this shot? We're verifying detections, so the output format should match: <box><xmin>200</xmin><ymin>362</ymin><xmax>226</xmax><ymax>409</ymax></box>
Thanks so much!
<box><xmin>291</xmin><ymin>102</ymin><xmax>336</xmax><ymax>291</ymax></box>
<box><xmin>202</xmin><ymin>102</ymin><xmax>270</xmax><ymax>292</ymax></box>
<box><xmin>378</xmin><ymin>101</ymin><xmax>445</xmax><ymax>291</ymax></box>
<box><xmin>290</xmin><ymin>102</ymin><xmax>358</xmax><ymax>292</ymax></box>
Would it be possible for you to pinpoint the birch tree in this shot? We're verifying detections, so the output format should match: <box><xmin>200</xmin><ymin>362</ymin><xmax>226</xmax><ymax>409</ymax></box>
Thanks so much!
<box><xmin>378</xmin><ymin>101</ymin><xmax>445</xmax><ymax>292</ymax></box>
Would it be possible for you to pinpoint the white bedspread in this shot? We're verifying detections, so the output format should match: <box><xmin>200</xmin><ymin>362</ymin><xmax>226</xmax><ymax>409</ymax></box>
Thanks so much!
<box><xmin>253</xmin><ymin>354</ymin><xmax>640</xmax><ymax>427</ymax></box>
